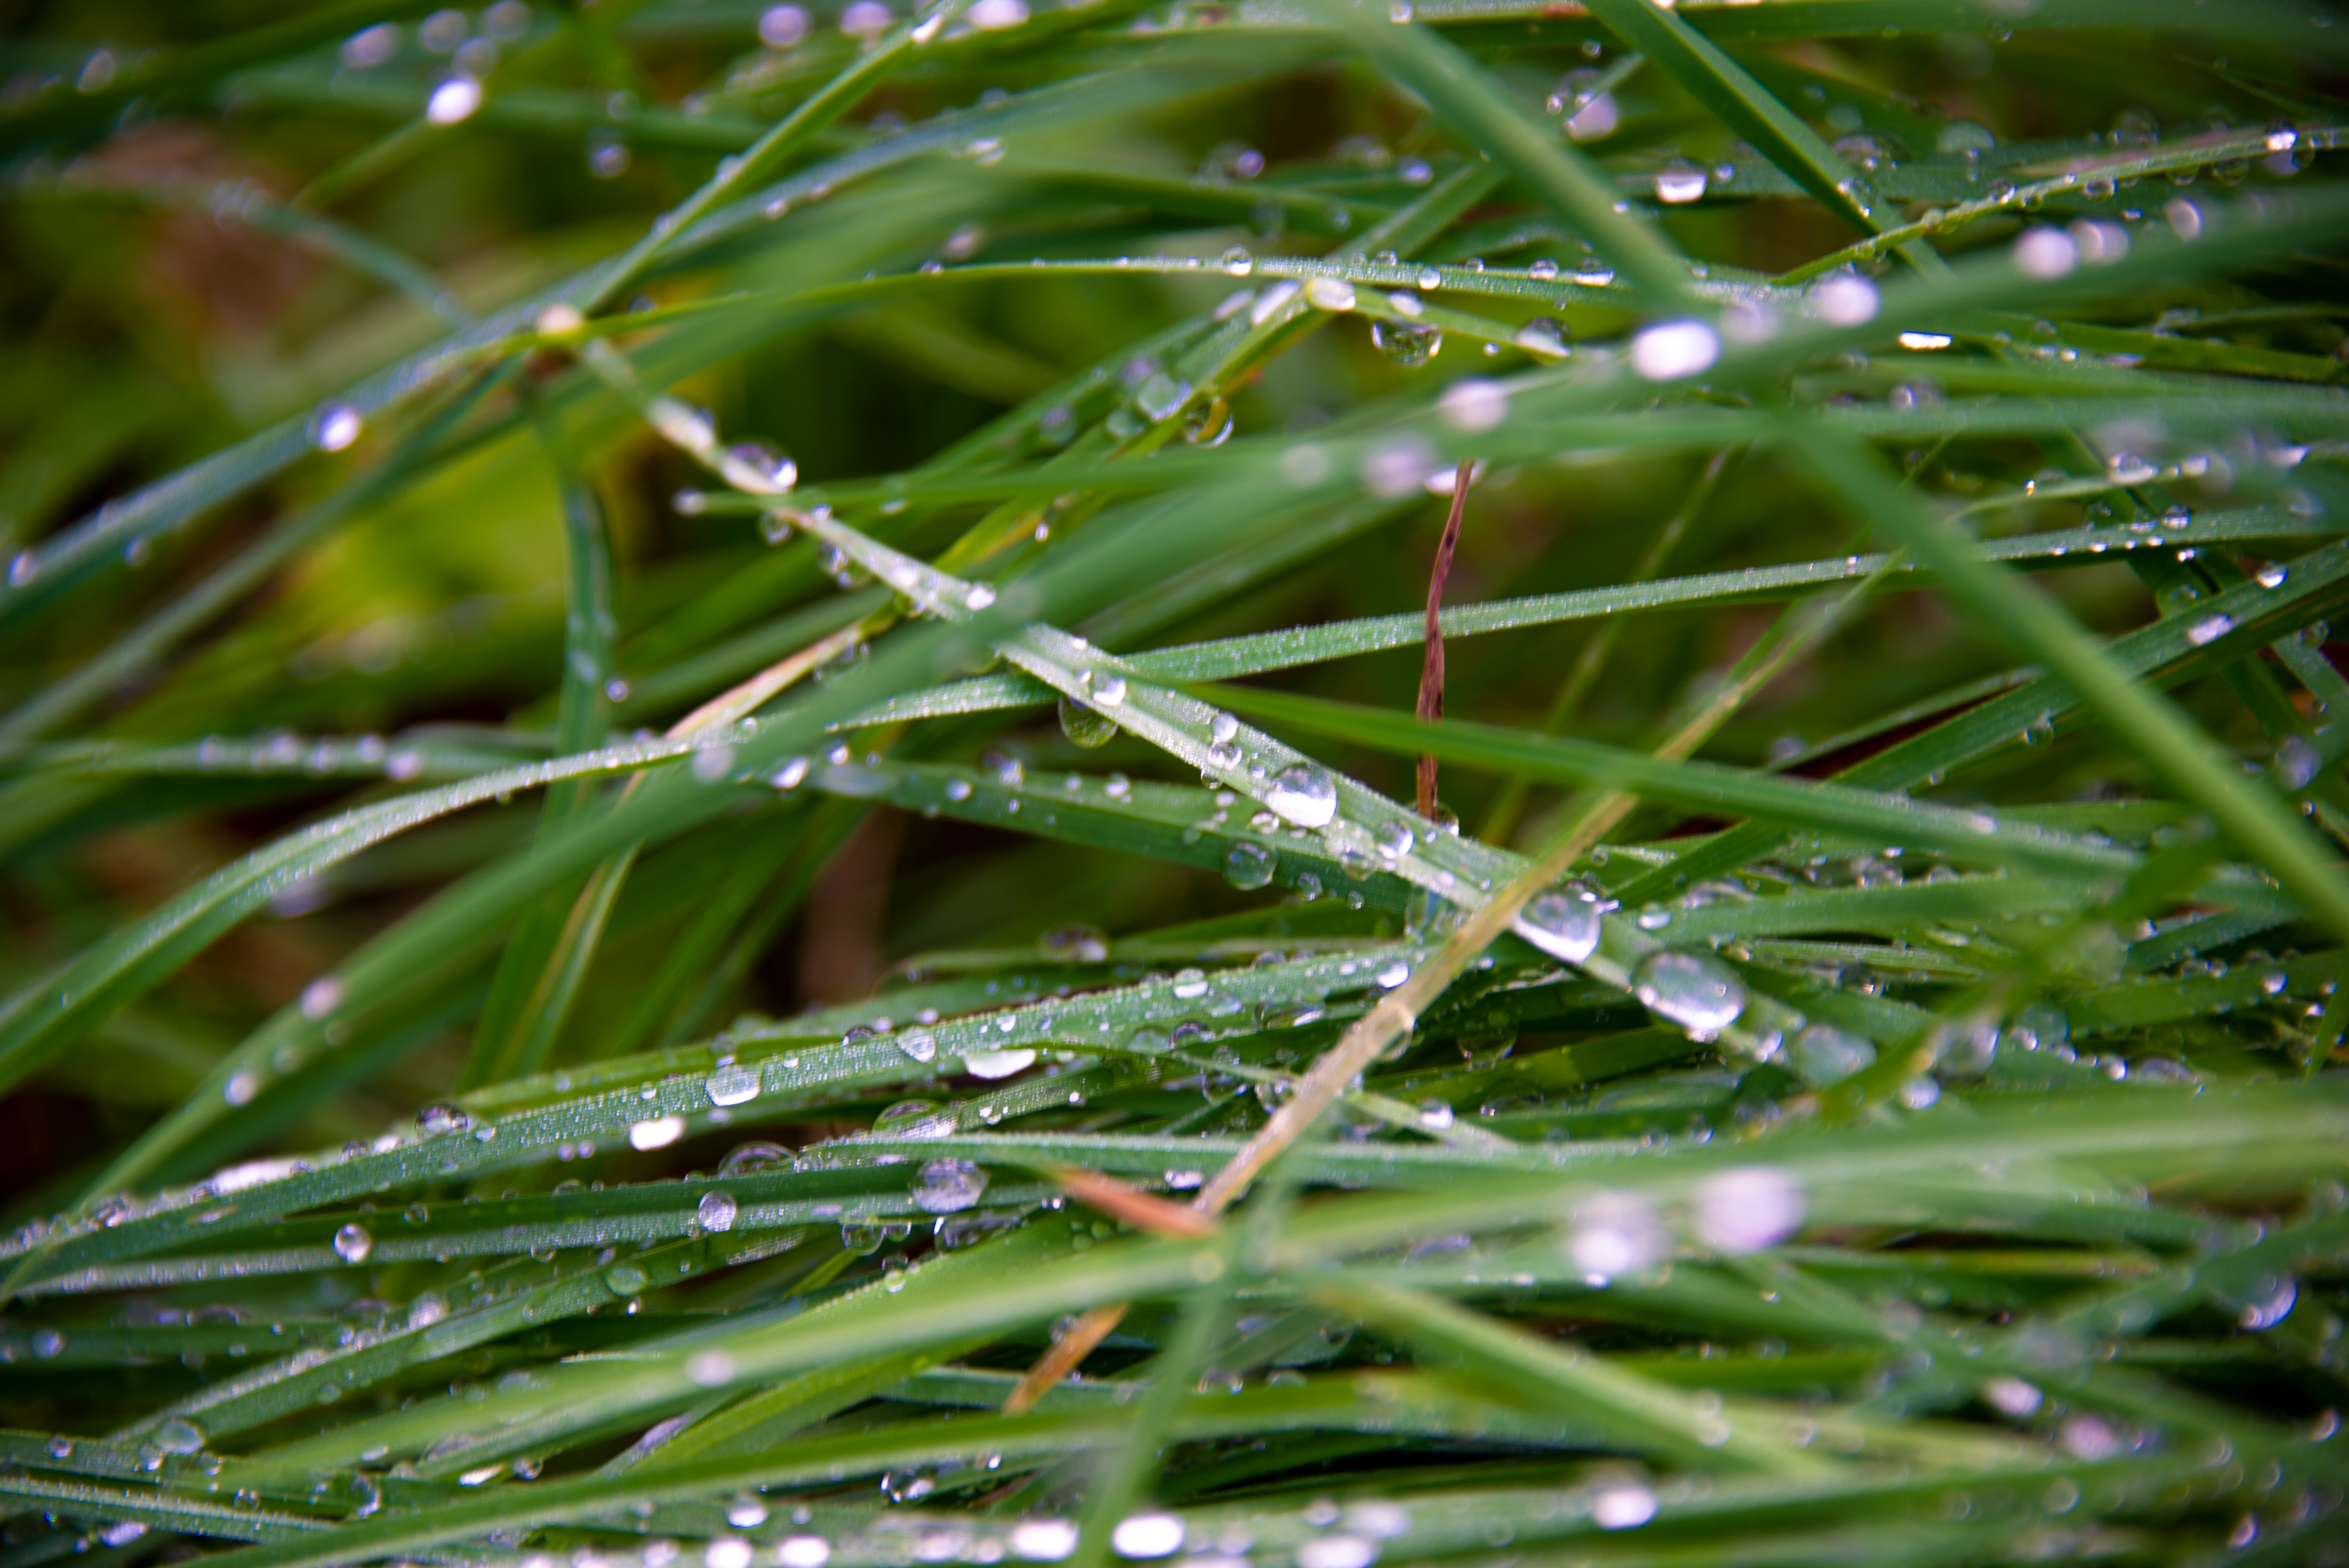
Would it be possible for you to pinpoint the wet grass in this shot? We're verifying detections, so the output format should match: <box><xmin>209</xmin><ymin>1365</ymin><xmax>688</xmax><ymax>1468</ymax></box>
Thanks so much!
<box><xmin>1</xmin><ymin>1</ymin><xmax>2347</xmax><ymax>1564</ymax></box>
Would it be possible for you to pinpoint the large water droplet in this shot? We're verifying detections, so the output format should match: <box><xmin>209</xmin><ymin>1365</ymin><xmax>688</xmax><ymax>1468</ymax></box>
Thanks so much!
<box><xmin>1511</xmin><ymin>315</ymin><xmax>1570</xmax><ymax>358</ymax></box>
<box><xmin>417</xmin><ymin>1103</ymin><xmax>470</xmax><ymax>1136</ymax></box>
<box><xmin>963</xmin><ymin>1048</ymin><xmax>1036</xmax><ymax>1079</ymax></box>
<box><xmin>1654</xmin><ymin>160</ymin><xmax>1709</xmax><ymax>203</ymax></box>
<box><xmin>1590</xmin><ymin>1486</ymin><xmax>1657</xmax><ymax>1530</ymax></box>
<box><xmin>698</xmin><ymin>1189</ymin><xmax>739</xmax><ymax>1232</ymax></box>
<box><xmin>1630</xmin><ymin>319</ymin><xmax>1720</xmax><ymax>381</ymax></box>
<box><xmin>706</xmin><ymin>1063</ymin><xmax>761</xmax><ymax>1106</ymax></box>
<box><xmin>1265</xmin><ymin>763</ymin><xmax>1339</xmax><ymax>827</ymax></box>
<box><xmin>1789</xmin><ymin>1023</ymin><xmax>1875</xmax><ymax>1086</ymax></box>
<box><xmin>2012</xmin><ymin>227</ymin><xmax>2078</xmax><ymax>278</ymax></box>
<box><xmin>1298</xmin><ymin>1540</ymin><xmax>1377</xmax><ymax>1568</ymax></box>
<box><xmin>333</xmin><ymin>1223</ymin><xmax>374</xmax><ymax>1264</ymax></box>
<box><xmin>1134</xmin><ymin>372</ymin><xmax>1192</xmax><ymax>424</ymax></box>
<box><xmin>913</xmin><ymin>1158</ymin><xmax>988</xmax><ymax>1214</ymax></box>
<box><xmin>1632</xmin><ymin>950</ymin><xmax>1746</xmax><ymax>1040</ymax></box>
<box><xmin>876</xmin><ymin>1099</ymin><xmax>958</xmax><ymax>1138</ymax></box>
<box><xmin>1566</xmin><ymin>1191</ymin><xmax>1665</xmax><ymax>1283</ymax></box>
<box><xmin>629</xmin><ymin>1115</ymin><xmax>685</xmax><ymax>1150</ymax></box>
<box><xmin>722</xmin><ymin>439</ymin><xmax>797</xmax><ymax>493</ymax></box>
<box><xmin>1371</xmin><ymin>318</ymin><xmax>1442</xmax><ymax>367</ymax></box>
<box><xmin>311</xmin><ymin>403</ymin><xmax>364</xmax><ymax>452</ymax></box>
<box><xmin>1224</xmin><ymin>841</ymin><xmax>1277</xmax><ymax>889</ymax></box>
<box><xmin>1110</xmin><ymin>1515</ymin><xmax>1184</xmax><ymax>1559</ymax></box>
<box><xmin>1691</xmin><ymin>1167</ymin><xmax>1805</xmax><ymax>1253</ymax></box>
<box><xmin>719</xmin><ymin>1140</ymin><xmax>791</xmax><ymax>1176</ymax></box>
<box><xmin>152</xmin><ymin>1418</ymin><xmax>207</xmax><ymax>1456</ymax></box>
<box><xmin>1058</xmin><ymin>696</ymin><xmax>1115</xmax><ymax>747</ymax></box>
<box><xmin>1513</xmin><ymin>891</ymin><xmax>1601</xmax><ymax>964</ymax></box>
<box><xmin>2186</xmin><ymin>611</ymin><xmax>2236</xmax><ymax>646</ymax></box>
<box><xmin>1304</xmin><ymin>276</ymin><xmax>1357</xmax><ymax>311</ymax></box>
<box><xmin>1010</xmin><ymin>1521</ymin><xmax>1078</xmax><ymax>1561</ymax></box>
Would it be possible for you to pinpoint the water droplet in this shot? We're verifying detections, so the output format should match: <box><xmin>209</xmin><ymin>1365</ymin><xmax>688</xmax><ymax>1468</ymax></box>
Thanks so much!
<box><xmin>698</xmin><ymin>1189</ymin><xmax>739</xmax><ymax>1232</ymax></box>
<box><xmin>1563</xmin><ymin>90</ymin><xmax>1618</xmax><ymax>141</ymax></box>
<box><xmin>2012</xmin><ymin>227</ymin><xmax>2078</xmax><ymax>278</ymax></box>
<box><xmin>1182</xmin><ymin>397</ymin><xmax>1234</xmax><ymax>446</ymax></box>
<box><xmin>913</xmin><ymin>1158</ymin><xmax>988</xmax><ymax>1214</ymax></box>
<box><xmin>706</xmin><ymin>1063</ymin><xmax>761</xmax><ymax>1106</ymax></box>
<box><xmin>760</xmin><ymin>5</ymin><xmax>812</xmax><ymax>47</ymax></box>
<box><xmin>418</xmin><ymin>1103</ymin><xmax>471</xmax><ymax>1136</ymax></box>
<box><xmin>1691</xmin><ymin>1167</ymin><xmax>1805</xmax><ymax>1253</ymax></box>
<box><xmin>1265</xmin><ymin>763</ymin><xmax>1338</xmax><ymax>827</ymax></box>
<box><xmin>896</xmin><ymin>1029</ymin><xmax>938</xmax><ymax>1063</ymax></box>
<box><xmin>720</xmin><ymin>1140</ymin><xmax>791</xmax><ymax>1176</ymax></box>
<box><xmin>1376</xmin><ymin>958</ymin><xmax>1411</xmax><ymax>988</ymax></box>
<box><xmin>1110</xmin><ymin>1515</ymin><xmax>1184</xmax><ymax>1558</ymax></box>
<box><xmin>604</xmin><ymin>1259</ymin><xmax>648</xmax><ymax>1295</ymax></box>
<box><xmin>2186</xmin><ymin>612</ymin><xmax>2236</xmax><ymax>646</ymax></box>
<box><xmin>427</xmin><ymin>76</ymin><xmax>483</xmax><ymax>125</ymax></box>
<box><xmin>1566</xmin><ymin>1191</ymin><xmax>1665</xmax><ymax>1282</ymax></box>
<box><xmin>1010</xmin><ymin>1522</ymin><xmax>1078</xmax><ymax>1561</ymax></box>
<box><xmin>1298</xmin><ymin>1540</ymin><xmax>1377</xmax><ymax>1568</ymax></box>
<box><xmin>1810</xmin><ymin>273</ymin><xmax>1878</xmax><ymax>325</ymax></box>
<box><xmin>153</xmin><ymin>1418</ymin><xmax>207</xmax><ymax>1456</ymax></box>
<box><xmin>1134</xmin><ymin>373</ymin><xmax>1192</xmax><ymax>424</ymax></box>
<box><xmin>1438</xmin><ymin>378</ymin><xmax>1507</xmax><ymax>432</ymax></box>
<box><xmin>1983</xmin><ymin>1375</ymin><xmax>2042</xmax><ymax>1418</ymax></box>
<box><xmin>2279</xmin><ymin>735</ymin><xmax>2321</xmax><ymax>789</ymax></box>
<box><xmin>1224</xmin><ymin>841</ymin><xmax>1277</xmax><ymax>889</ymax></box>
<box><xmin>1059</xmin><ymin>697</ymin><xmax>1117</xmax><ymax>748</ymax></box>
<box><xmin>1590</xmin><ymin>1486</ymin><xmax>1656</xmax><ymax>1530</ymax></box>
<box><xmin>964</xmin><ymin>1048</ymin><xmax>1036</xmax><ymax>1078</ymax></box>
<box><xmin>310</xmin><ymin>403</ymin><xmax>363</xmax><ymax>452</ymax></box>
<box><xmin>2238</xmin><ymin>1276</ymin><xmax>2297</xmax><ymax>1330</ymax></box>
<box><xmin>1513</xmin><ymin>891</ymin><xmax>1601</xmax><ymax>964</ymax></box>
<box><xmin>1371</xmin><ymin>318</ymin><xmax>1442</xmax><ymax>367</ymax></box>
<box><xmin>1510</xmin><ymin>315</ymin><xmax>1570</xmax><ymax>358</ymax></box>
<box><xmin>629</xmin><ymin>1115</ymin><xmax>685</xmax><ymax>1150</ymax></box>
<box><xmin>1632</xmin><ymin>950</ymin><xmax>1747</xmax><ymax>1040</ymax></box>
<box><xmin>876</xmin><ymin>1099</ymin><xmax>958</xmax><ymax>1138</ymax></box>
<box><xmin>1789</xmin><ymin>1023</ymin><xmax>1875</xmax><ymax>1086</ymax></box>
<box><xmin>333</xmin><ymin>1222</ymin><xmax>374</xmax><ymax>1264</ymax></box>
<box><xmin>1937</xmin><ymin>119</ymin><xmax>1997</xmax><ymax>155</ymax></box>
<box><xmin>1304</xmin><ymin>276</ymin><xmax>1357</xmax><ymax>311</ymax></box>
<box><xmin>1630</xmin><ymin>319</ymin><xmax>1719</xmax><ymax>381</ymax></box>
<box><xmin>1654</xmin><ymin>160</ymin><xmax>1709</xmax><ymax>203</ymax></box>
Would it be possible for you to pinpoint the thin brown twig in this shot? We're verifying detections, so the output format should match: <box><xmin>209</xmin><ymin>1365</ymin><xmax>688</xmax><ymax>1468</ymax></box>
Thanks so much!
<box><xmin>1416</xmin><ymin>462</ymin><xmax>1474</xmax><ymax>821</ymax></box>
<box><xmin>1051</xmin><ymin>1168</ymin><xmax>1220</xmax><ymax>1238</ymax></box>
<box><xmin>1005</xmin><ymin>465</ymin><xmax>1484</xmax><ymax>1410</ymax></box>
<box><xmin>1004</xmin><ymin>544</ymin><xmax>1865</xmax><ymax>1416</ymax></box>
